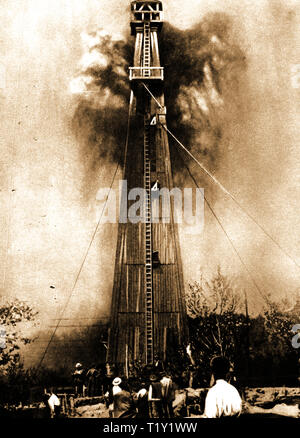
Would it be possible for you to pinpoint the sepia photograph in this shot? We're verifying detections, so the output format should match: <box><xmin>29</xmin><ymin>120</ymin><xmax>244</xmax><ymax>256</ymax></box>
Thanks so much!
<box><xmin>0</xmin><ymin>0</ymin><xmax>299</xmax><ymax>426</ymax></box>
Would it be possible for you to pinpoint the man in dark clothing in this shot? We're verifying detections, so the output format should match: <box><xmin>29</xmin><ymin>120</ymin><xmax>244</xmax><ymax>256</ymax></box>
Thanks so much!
<box><xmin>148</xmin><ymin>374</ymin><xmax>163</xmax><ymax>418</ymax></box>
<box><xmin>93</xmin><ymin>365</ymin><xmax>104</xmax><ymax>396</ymax></box>
<box><xmin>72</xmin><ymin>363</ymin><xmax>85</xmax><ymax>397</ymax></box>
<box><xmin>111</xmin><ymin>377</ymin><xmax>137</xmax><ymax>418</ymax></box>
<box><xmin>160</xmin><ymin>374</ymin><xmax>176</xmax><ymax>418</ymax></box>
<box><xmin>135</xmin><ymin>383</ymin><xmax>149</xmax><ymax>418</ymax></box>
<box><xmin>42</xmin><ymin>389</ymin><xmax>51</xmax><ymax>418</ymax></box>
<box><xmin>86</xmin><ymin>365</ymin><xmax>97</xmax><ymax>397</ymax></box>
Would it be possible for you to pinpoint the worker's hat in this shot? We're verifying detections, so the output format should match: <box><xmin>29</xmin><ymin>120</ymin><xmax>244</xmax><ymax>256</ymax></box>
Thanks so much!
<box><xmin>112</xmin><ymin>377</ymin><xmax>122</xmax><ymax>386</ymax></box>
<box><xmin>75</xmin><ymin>363</ymin><xmax>82</xmax><ymax>368</ymax></box>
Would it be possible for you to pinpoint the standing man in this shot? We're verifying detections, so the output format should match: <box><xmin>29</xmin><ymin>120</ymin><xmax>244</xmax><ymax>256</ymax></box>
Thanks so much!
<box><xmin>160</xmin><ymin>373</ymin><xmax>176</xmax><ymax>418</ymax></box>
<box><xmin>86</xmin><ymin>364</ymin><xmax>97</xmax><ymax>397</ymax></box>
<box><xmin>204</xmin><ymin>356</ymin><xmax>242</xmax><ymax>418</ymax></box>
<box><xmin>72</xmin><ymin>363</ymin><xmax>85</xmax><ymax>397</ymax></box>
<box><xmin>148</xmin><ymin>374</ymin><xmax>163</xmax><ymax>418</ymax></box>
<box><xmin>135</xmin><ymin>382</ymin><xmax>149</xmax><ymax>418</ymax></box>
<box><xmin>48</xmin><ymin>388</ymin><xmax>61</xmax><ymax>418</ymax></box>
<box><xmin>111</xmin><ymin>377</ymin><xmax>137</xmax><ymax>418</ymax></box>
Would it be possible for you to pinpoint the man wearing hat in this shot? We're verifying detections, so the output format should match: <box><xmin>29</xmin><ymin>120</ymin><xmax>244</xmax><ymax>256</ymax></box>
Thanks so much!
<box><xmin>72</xmin><ymin>363</ymin><xmax>85</xmax><ymax>397</ymax></box>
<box><xmin>111</xmin><ymin>377</ymin><xmax>136</xmax><ymax>418</ymax></box>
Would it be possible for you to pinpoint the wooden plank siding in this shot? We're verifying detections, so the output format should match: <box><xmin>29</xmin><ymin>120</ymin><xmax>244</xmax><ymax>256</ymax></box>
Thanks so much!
<box><xmin>107</xmin><ymin>89</ymin><xmax>188</xmax><ymax>367</ymax></box>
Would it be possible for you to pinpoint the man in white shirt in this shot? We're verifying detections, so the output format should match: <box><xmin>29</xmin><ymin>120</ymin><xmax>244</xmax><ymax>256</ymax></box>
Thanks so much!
<box><xmin>204</xmin><ymin>356</ymin><xmax>242</xmax><ymax>418</ymax></box>
<box><xmin>48</xmin><ymin>388</ymin><xmax>61</xmax><ymax>418</ymax></box>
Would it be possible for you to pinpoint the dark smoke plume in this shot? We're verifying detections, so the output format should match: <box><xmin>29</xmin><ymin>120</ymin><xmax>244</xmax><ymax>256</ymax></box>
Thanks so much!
<box><xmin>70</xmin><ymin>13</ymin><xmax>246</xmax><ymax>195</ymax></box>
<box><xmin>70</xmin><ymin>29</ymin><xmax>133</xmax><ymax>196</ymax></box>
<box><xmin>160</xmin><ymin>14</ymin><xmax>246</xmax><ymax>175</ymax></box>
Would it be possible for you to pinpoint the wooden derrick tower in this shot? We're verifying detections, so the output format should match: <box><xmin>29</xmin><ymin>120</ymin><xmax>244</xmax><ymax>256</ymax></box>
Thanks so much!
<box><xmin>107</xmin><ymin>0</ymin><xmax>188</xmax><ymax>368</ymax></box>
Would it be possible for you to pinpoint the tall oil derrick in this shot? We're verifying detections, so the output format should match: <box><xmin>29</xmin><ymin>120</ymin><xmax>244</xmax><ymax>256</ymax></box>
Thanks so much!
<box><xmin>107</xmin><ymin>0</ymin><xmax>188</xmax><ymax>369</ymax></box>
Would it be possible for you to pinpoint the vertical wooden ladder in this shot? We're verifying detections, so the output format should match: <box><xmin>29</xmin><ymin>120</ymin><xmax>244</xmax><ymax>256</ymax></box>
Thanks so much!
<box><xmin>144</xmin><ymin>117</ymin><xmax>153</xmax><ymax>364</ymax></box>
<box><xmin>143</xmin><ymin>22</ymin><xmax>151</xmax><ymax>78</ymax></box>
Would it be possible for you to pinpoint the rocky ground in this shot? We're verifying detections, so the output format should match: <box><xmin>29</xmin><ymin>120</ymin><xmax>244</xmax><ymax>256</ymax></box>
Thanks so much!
<box><xmin>71</xmin><ymin>387</ymin><xmax>300</xmax><ymax>418</ymax></box>
<box><xmin>1</xmin><ymin>387</ymin><xmax>299</xmax><ymax>418</ymax></box>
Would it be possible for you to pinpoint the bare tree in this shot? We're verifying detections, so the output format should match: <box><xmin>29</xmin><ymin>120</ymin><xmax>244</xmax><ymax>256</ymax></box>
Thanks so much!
<box><xmin>185</xmin><ymin>267</ymin><xmax>247</xmax><ymax>382</ymax></box>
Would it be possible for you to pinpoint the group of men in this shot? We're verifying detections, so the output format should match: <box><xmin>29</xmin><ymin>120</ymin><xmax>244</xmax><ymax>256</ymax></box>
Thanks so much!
<box><xmin>104</xmin><ymin>356</ymin><xmax>242</xmax><ymax>418</ymax></box>
<box><xmin>105</xmin><ymin>372</ymin><xmax>176</xmax><ymax>418</ymax></box>
<box><xmin>72</xmin><ymin>362</ymin><xmax>105</xmax><ymax>397</ymax></box>
<box><xmin>41</xmin><ymin>356</ymin><xmax>242</xmax><ymax>418</ymax></box>
<box><xmin>41</xmin><ymin>355</ymin><xmax>242</xmax><ymax>419</ymax></box>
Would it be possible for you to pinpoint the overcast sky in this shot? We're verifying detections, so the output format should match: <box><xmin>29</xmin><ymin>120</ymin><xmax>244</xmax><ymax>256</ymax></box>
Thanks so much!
<box><xmin>0</xmin><ymin>0</ymin><xmax>299</xmax><ymax>367</ymax></box>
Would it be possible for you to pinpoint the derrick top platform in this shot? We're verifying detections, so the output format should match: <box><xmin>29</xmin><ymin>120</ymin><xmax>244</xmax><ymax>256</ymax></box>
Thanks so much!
<box><xmin>130</xmin><ymin>0</ymin><xmax>163</xmax><ymax>35</ymax></box>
